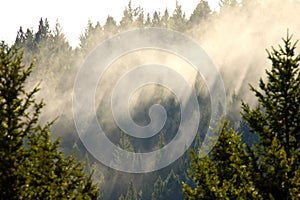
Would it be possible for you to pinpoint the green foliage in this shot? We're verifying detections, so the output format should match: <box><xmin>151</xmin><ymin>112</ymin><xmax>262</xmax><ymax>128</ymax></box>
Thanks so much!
<box><xmin>152</xmin><ymin>170</ymin><xmax>183</xmax><ymax>200</ymax></box>
<box><xmin>118</xmin><ymin>180</ymin><xmax>141</xmax><ymax>200</ymax></box>
<box><xmin>183</xmin><ymin>33</ymin><xmax>300</xmax><ymax>200</ymax></box>
<box><xmin>243</xmin><ymin>33</ymin><xmax>300</xmax><ymax>154</ymax></box>
<box><xmin>0</xmin><ymin>44</ymin><xmax>99</xmax><ymax>199</ymax></box>
<box><xmin>242</xmin><ymin>32</ymin><xmax>300</xmax><ymax>199</ymax></box>
<box><xmin>9</xmin><ymin>2</ymin><xmax>297</xmax><ymax>199</ymax></box>
<box><xmin>35</xmin><ymin>18</ymin><xmax>50</xmax><ymax>44</ymax></box>
<box><xmin>14</xmin><ymin>27</ymin><xmax>26</xmax><ymax>47</ymax></box>
<box><xmin>125</xmin><ymin>181</ymin><xmax>139</xmax><ymax>200</ymax></box>
<box><xmin>182</xmin><ymin>121</ymin><xmax>260</xmax><ymax>199</ymax></box>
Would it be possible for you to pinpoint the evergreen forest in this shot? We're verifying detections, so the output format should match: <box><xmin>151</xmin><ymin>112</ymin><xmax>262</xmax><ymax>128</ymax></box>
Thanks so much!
<box><xmin>0</xmin><ymin>0</ymin><xmax>299</xmax><ymax>199</ymax></box>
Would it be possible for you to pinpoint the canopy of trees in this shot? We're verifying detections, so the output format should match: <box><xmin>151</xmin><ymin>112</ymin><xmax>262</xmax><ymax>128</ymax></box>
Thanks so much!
<box><xmin>1</xmin><ymin>0</ymin><xmax>299</xmax><ymax>199</ymax></box>
<box><xmin>182</xmin><ymin>33</ymin><xmax>300</xmax><ymax>200</ymax></box>
<box><xmin>0</xmin><ymin>44</ymin><xmax>99</xmax><ymax>199</ymax></box>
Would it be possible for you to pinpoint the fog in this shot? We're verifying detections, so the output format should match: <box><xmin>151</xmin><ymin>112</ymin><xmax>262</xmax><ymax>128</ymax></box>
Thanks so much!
<box><xmin>189</xmin><ymin>0</ymin><xmax>300</xmax><ymax>103</ymax></box>
<box><xmin>20</xmin><ymin>0</ymin><xmax>300</xmax><ymax>197</ymax></box>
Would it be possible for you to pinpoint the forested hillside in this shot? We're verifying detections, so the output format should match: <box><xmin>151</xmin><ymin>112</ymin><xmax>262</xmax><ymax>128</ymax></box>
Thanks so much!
<box><xmin>1</xmin><ymin>0</ymin><xmax>300</xmax><ymax>199</ymax></box>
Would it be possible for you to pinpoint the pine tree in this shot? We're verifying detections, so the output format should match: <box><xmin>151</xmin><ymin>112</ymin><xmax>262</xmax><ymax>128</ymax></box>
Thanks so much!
<box><xmin>182</xmin><ymin>121</ymin><xmax>261</xmax><ymax>199</ymax></box>
<box><xmin>152</xmin><ymin>176</ymin><xmax>164</xmax><ymax>200</ymax></box>
<box><xmin>183</xmin><ymin>32</ymin><xmax>300</xmax><ymax>200</ymax></box>
<box><xmin>152</xmin><ymin>11</ymin><xmax>161</xmax><ymax>27</ymax></box>
<box><xmin>242</xmin><ymin>32</ymin><xmax>300</xmax><ymax>199</ymax></box>
<box><xmin>161</xmin><ymin>9</ymin><xmax>170</xmax><ymax>28</ymax></box>
<box><xmin>189</xmin><ymin>0</ymin><xmax>211</xmax><ymax>27</ymax></box>
<box><xmin>169</xmin><ymin>1</ymin><xmax>187</xmax><ymax>31</ymax></box>
<box><xmin>120</xmin><ymin>0</ymin><xmax>142</xmax><ymax>30</ymax></box>
<box><xmin>120</xmin><ymin>0</ymin><xmax>134</xmax><ymax>30</ymax></box>
<box><xmin>163</xmin><ymin>170</ymin><xmax>183</xmax><ymax>199</ymax></box>
<box><xmin>24</xmin><ymin>28</ymin><xmax>35</xmax><ymax>52</ymax></box>
<box><xmin>111</xmin><ymin>132</ymin><xmax>135</xmax><ymax>170</ymax></box>
<box><xmin>152</xmin><ymin>170</ymin><xmax>183</xmax><ymax>200</ymax></box>
<box><xmin>14</xmin><ymin>27</ymin><xmax>25</xmax><ymax>47</ymax></box>
<box><xmin>0</xmin><ymin>44</ymin><xmax>99</xmax><ymax>199</ymax></box>
<box><xmin>103</xmin><ymin>16</ymin><xmax>118</xmax><ymax>35</ymax></box>
<box><xmin>79</xmin><ymin>20</ymin><xmax>105</xmax><ymax>53</ymax></box>
<box><xmin>51</xmin><ymin>21</ymin><xmax>70</xmax><ymax>48</ymax></box>
<box><xmin>145</xmin><ymin>13</ymin><xmax>152</xmax><ymax>27</ymax></box>
<box><xmin>35</xmin><ymin>18</ymin><xmax>50</xmax><ymax>44</ymax></box>
<box><xmin>125</xmin><ymin>181</ymin><xmax>138</xmax><ymax>200</ymax></box>
<box><xmin>135</xmin><ymin>10</ymin><xmax>145</xmax><ymax>28</ymax></box>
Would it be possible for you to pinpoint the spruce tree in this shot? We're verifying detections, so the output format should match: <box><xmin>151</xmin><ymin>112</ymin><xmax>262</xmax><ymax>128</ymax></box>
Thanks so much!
<box><xmin>152</xmin><ymin>11</ymin><xmax>162</xmax><ymax>27</ymax></box>
<box><xmin>34</xmin><ymin>18</ymin><xmax>50</xmax><ymax>44</ymax></box>
<box><xmin>242</xmin><ymin>32</ymin><xmax>300</xmax><ymax>199</ymax></box>
<box><xmin>0</xmin><ymin>44</ymin><xmax>99</xmax><ymax>199</ymax></box>
<box><xmin>169</xmin><ymin>1</ymin><xmax>187</xmax><ymax>31</ymax></box>
<box><xmin>182</xmin><ymin>121</ymin><xmax>260</xmax><ymax>199</ymax></box>
<box><xmin>161</xmin><ymin>9</ymin><xmax>170</xmax><ymax>28</ymax></box>
<box><xmin>189</xmin><ymin>0</ymin><xmax>211</xmax><ymax>27</ymax></box>
<box><xmin>125</xmin><ymin>181</ymin><xmax>138</xmax><ymax>200</ymax></box>
<box><xmin>103</xmin><ymin>16</ymin><xmax>118</xmax><ymax>35</ymax></box>
<box><xmin>120</xmin><ymin>0</ymin><xmax>134</xmax><ymax>30</ymax></box>
<box><xmin>182</xmin><ymin>32</ymin><xmax>300</xmax><ymax>200</ymax></box>
<box><xmin>152</xmin><ymin>170</ymin><xmax>183</xmax><ymax>200</ymax></box>
<box><xmin>135</xmin><ymin>10</ymin><xmax>145</xmax><ymax>28</ymax></box>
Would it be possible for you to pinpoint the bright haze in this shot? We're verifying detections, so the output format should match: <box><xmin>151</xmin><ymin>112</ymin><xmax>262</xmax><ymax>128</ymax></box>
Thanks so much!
<box><xmin>0</xmin><ymin>0</ymin><xmax>220</xmax><ymax>47</ymax></box>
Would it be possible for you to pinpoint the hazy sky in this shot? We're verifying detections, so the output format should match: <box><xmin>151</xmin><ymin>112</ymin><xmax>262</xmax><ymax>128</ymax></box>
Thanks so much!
<box><xmin>0</xmin><ymin>0</ymin><xmax>220</xmax><ymax>47</ymax></box>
